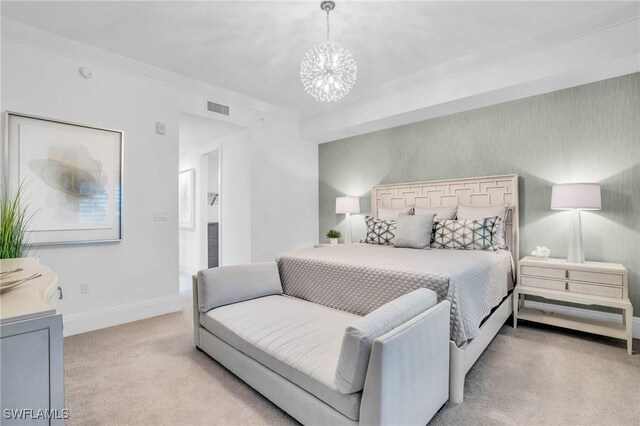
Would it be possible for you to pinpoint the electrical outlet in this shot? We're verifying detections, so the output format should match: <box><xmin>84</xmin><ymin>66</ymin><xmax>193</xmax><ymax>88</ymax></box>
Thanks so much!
<box><xmin>80</xmin><ymin>282</ymin><xmax>90</xmax><ymax>294</ymax></box>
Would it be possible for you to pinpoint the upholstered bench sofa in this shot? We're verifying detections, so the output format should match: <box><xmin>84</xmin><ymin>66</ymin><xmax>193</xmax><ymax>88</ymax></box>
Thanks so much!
<box><xmin>193</xmin><ymin>262</ymin><xmax>450</xmax><ymax>426</ymax></box>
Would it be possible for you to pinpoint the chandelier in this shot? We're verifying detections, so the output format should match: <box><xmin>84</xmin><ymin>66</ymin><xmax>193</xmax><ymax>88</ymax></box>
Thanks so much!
<box><xmin>300</xmin><ymin>1</ymin><xmax>357</xmax><ymax>102</ymax></box>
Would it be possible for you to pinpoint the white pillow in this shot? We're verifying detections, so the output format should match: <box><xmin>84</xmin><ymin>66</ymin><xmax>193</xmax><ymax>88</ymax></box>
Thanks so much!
<box><xmin>456</xmin><ymin>204</ymin><xmax>510</xmax><ymax>248</ymax></box>
<box><xmin>378</xmin><ymin>206</ymin><xmax>413</xmax><ymax>220</ymax></box>
<box><xmin>414</xmin><ymin>206</ymin><xmax>457</xmax><ymax>220</ymax></box>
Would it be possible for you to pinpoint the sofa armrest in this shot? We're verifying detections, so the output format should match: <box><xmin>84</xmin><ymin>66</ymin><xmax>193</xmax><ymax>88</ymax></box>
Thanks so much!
<box><xmin>359</xmin><ymin>300</ymin><xmax>451</xmax><ymax>426</ymax></box>
<box><xmin>196</xmin><ymin>262</ymin><xmax>283</xmax><ymax>313</ymax></box>
<box><xmin>334</xmin><ymin>288</ymin><xmax>437</xmax><ymax>394</ymax></box>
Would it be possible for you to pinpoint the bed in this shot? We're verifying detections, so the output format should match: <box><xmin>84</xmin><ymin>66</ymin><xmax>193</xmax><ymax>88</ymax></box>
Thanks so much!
<box><xmin>278</xmin><ymin>244</ymin><xmax>513</xmax><ymax>346</ymax></box>
<box><xmin>277</xmin><ymin>174</ymin><xmax>519</xmax><ymax>403</ymax></box>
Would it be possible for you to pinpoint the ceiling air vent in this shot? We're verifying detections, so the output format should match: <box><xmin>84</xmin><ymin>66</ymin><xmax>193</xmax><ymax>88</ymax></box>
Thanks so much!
<box><xmin>207</xmin><ymin>101</ymin><xmax>229</xmax><ymax>116</ymax></box>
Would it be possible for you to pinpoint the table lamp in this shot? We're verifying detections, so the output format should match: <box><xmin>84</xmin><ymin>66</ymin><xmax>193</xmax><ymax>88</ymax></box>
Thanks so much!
<box><xmin>336</xmin><ymin>196</ymin><xmax>360</xmax><ymax>244</ymax></box>
<box><xmin>551</xmin><ymin>183</ymin><xmax>601</xmax><ymax>263</ymax></box>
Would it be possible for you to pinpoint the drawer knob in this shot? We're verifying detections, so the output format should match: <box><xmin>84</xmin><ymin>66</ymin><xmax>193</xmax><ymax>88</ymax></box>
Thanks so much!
<box><xmin>565</xmin><ymin>270</ymin><xmax>569</xmax><ymax>279</ymax></box>
<box><xmin>58</xmin><ymin>286</ymin><xmax>63</xmax><ymax>300</ymax></box>
<box><xmin>565</xmin><ymin>282</ymin><xmax>568</xmax><ymax>291</ymax></box>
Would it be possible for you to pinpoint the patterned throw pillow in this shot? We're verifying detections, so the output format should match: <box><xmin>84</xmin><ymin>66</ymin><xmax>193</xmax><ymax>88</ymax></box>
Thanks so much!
<box><xmin>363</xmin><ymin>216</ymin><xmax>397</xmax><ymax>245</ymax></box>
<box><xmin>456</xmin><ymin>204</ymin><xmax>509</xmax><ymax>249</ymax></box>
<box><xmin>432</xmin><ymin>217</ymin><xmax>500</xmax><ymax>251</ymax></box>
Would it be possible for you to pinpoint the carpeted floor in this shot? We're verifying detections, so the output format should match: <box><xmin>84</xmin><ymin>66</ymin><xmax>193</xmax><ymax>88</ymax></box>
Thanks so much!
<box><xmin>64</xmin><ymin>278</ymin><xmax>639</xmax><ymax>425</ymax></box>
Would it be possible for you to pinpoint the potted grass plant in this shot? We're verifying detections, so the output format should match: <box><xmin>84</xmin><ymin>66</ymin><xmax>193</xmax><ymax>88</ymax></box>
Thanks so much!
<box><xmin>1</xmin><ymin>181</ymin><xmax>32</xmax><ymax>260</ymax></box>
<box><xmin>326</xmin><ymin>229</ymin><xmax>341</xmax><ymax>245</ymax></box>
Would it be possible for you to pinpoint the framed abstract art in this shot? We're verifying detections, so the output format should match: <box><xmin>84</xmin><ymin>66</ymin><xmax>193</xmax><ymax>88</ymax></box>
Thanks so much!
<box><xmin>4</xmin><ymin>112</ymin><xmax>123</xmax><ymax>245</ymax></box>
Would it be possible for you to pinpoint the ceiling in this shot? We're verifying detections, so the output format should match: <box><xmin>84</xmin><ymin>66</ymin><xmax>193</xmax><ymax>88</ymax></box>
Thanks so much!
<box><xmin>0</xmin><ymin>1</ymin><xmax>627</xmax><ymax>118</ymax></box>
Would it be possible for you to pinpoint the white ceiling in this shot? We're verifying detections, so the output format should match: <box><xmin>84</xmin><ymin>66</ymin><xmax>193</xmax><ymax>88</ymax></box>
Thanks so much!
<box><xmin>0</xmin><ymin>1</ymin><xmax>628</xmax><ymax>118</ymax></box>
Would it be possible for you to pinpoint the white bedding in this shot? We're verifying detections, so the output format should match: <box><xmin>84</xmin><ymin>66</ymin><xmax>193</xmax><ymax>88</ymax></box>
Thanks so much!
<box><xmin>277</xmin><ymin>244</ymin><xmax>514</xmax><ymax>346</ymax></box>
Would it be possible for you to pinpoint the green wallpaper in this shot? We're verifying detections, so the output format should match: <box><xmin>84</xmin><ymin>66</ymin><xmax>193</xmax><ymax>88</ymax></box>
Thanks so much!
<box><xmin>319</xmin><ymin>73</ymin><xmax>640</xmax><ymax>315</ymax></box>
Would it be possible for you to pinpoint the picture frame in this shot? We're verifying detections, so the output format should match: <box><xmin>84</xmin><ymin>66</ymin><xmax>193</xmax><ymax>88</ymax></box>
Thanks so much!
<box><xmin>4</xmin><ymin>112</ymin><xmax>124</xmax><ymax>245</ymax></box>
<box><xmin>179</xmin><ymin>168</ymin><xmax>195</xmax><ymax>229</ymax></box>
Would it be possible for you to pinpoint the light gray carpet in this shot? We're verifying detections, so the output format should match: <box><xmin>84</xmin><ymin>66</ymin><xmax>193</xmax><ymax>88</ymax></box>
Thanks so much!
<box><xmin>64</xmin><ymin>280</ymin><xmax>639</xmax><ymax>425</ymax></box>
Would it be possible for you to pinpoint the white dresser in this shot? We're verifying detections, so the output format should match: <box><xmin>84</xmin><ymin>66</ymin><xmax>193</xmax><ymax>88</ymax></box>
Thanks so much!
<box><xmin>0</xmin><ymin>258</ymin><xmax>65</xmax><ymax>424</ymax></box>
<box><xmin>514</xmin><ymin>256</ymin><xmax>633</xmax><ymax>354</ymax></box>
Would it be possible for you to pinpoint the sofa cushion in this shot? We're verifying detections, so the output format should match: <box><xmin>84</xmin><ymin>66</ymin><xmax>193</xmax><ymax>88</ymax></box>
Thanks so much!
<box><xmin>200</xmin><ymin>295</ymin><xmax>363</xmax><ymax>420</ymax></box>
<box><xmin>197</xmin><ymin>262</ymin><xmax>282</xmax><ymax>312</ymax></box>
<box><xmin>333</xmin><ymin>288</ymin><xmax>438</xmax><ymax>394</ymax></box>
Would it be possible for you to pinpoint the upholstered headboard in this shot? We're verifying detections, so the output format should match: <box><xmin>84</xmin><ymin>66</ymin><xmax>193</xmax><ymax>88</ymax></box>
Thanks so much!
<box><xmin>371</xmin><ymin>174</ymin><xmax>520</xmax><ymax>272</ymax></box>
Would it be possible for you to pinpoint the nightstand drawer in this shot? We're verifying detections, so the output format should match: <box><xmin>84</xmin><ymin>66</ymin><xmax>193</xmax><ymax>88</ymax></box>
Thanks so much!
<box><xmin>569</xmin><ymin>282</ymin><xmax>622</xmax><ymax>299</ymax></box>
<box><xmin>520</xmin><ymin>276</ymin><xmax>566</xmax><ymax>291</ymax></box>
<box><xmin>521</xmin><ymin>265</ymin><xmax>566</xmax><ymax>280</ymax></box>
<box><xmin>568</xmin><ymin>270</ymin><xmax>622</xmax><ymax>286</ymax></box>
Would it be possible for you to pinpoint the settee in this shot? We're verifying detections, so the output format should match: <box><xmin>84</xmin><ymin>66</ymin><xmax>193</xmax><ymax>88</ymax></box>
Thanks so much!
<box><xmin>193</xmin><ymin>262</ymin><xmax>450</xmax><ymax>425</ymax></box>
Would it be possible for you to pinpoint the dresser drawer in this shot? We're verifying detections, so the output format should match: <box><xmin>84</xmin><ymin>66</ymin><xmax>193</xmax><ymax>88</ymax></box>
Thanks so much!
<box><xmin>568</xmin><ymin>282</ymin><xmax>622</xmax><ymax>299</ymax></box>
<box><xmin>568</xmin><ymin>270</ymin><xmax>622</xmax><ymax>286</ymax></box>
<box><xmin>520</xmin><ymin>276</ymin><xmax>566</xmax><ymax>291</ymax></box>
<box><xmin>521</xmin><ymin>265</ymin><xmax>566</xmax><ymax>280</ymax></box>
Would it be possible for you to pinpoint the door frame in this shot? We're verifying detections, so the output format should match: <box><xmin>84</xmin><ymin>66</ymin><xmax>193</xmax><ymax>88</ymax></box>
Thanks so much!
<box><xmin>199</xmin><ymin>148</ymin><xmax>221</xmax><ymax>270</ymax></box>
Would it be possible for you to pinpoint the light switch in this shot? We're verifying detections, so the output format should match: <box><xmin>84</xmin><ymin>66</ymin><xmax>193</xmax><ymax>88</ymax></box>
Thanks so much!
<box><xmin>153</xmin><ymin>211</ymin><xmax>168</xmax><ymax>221</ymax></box>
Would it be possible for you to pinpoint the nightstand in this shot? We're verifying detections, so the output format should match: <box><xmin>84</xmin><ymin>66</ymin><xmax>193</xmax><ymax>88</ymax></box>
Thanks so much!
<box><xmin>313</xmin><ymin>243</ymin><xmax>343</xmax><ymax>248</ymax></box>
<box><xmin>514</xmin><ymin>256</ymin><xmax>633</xmax><ymax>354</ymax></box>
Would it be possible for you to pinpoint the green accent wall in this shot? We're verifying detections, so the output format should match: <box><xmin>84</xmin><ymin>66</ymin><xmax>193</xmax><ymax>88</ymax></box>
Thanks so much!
<box><xmin>319</xmin><ymin>73</ymin><xmax>640</xmax><ymax>315</ymax></box>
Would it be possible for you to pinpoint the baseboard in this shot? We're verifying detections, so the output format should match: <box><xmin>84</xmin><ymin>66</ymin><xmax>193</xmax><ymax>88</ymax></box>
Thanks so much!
<box><xmin>523</xmin><ymin>300</ymin><xmax>640</xmax><ymax>339</ymax></box>
<box><xmin>63</xmin><ymin>295</ymin><xmax>182</xmax><ymax>337</ymax></box>
<box><xmin>179</xmin><ymin>262</ymin><xmax>199</xmax><ymax>275</ymax></box>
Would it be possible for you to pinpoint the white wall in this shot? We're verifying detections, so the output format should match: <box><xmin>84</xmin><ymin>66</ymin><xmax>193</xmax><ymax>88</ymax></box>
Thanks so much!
<box><xmin>1</xmin><ymin>38</ymin><xmax>182</xmax><ymax>335</ymax></box>
<box><xmin>1</xmin><ymin>20</ymin><xmax>318</xmax><ymax>335</ymax></box>
<box><xmin>217</xmin><ymin>131</ymin><xmax>253</xmax><ymax>265</ymax></box>
<box><xmin>250</xmin><ymin>117</ymin><xmax>319</xmax><ymax>261</ymax></box>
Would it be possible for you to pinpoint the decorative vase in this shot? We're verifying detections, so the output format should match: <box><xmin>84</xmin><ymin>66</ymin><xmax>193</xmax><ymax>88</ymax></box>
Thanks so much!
<box><xmin>329</xmin><ymin>238</ymin><xmax>338</xmax><ymax>245</ymax></box>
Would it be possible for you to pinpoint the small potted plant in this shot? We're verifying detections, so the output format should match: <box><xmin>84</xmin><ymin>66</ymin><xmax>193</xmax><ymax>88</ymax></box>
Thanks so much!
<box><xmin>326</xmin><ymin>229</ymin><xmax>341</xmax><ymax>245</ymax></box>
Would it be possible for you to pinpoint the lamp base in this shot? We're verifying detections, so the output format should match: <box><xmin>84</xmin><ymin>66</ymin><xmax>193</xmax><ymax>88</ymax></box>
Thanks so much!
<box><xmin>345</xmin><ymin>212</ymin><xmax>352</xmax><ymax>244</ymax></box>
<box><xmin>567</xmin><ymin>209</ymin><xmax>585</xmax><ymax>263</ymax></box>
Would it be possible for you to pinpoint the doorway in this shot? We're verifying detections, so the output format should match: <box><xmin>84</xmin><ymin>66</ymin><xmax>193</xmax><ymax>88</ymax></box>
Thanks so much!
<box><xmin>178</xmin><ymin>112</ymin><xmax>245</xmax><ymax>280</ymax></box>
<box><xmin>205</xmin><ymin>150</ymin><xmax>219</xmax><ymax>268</ymax></box>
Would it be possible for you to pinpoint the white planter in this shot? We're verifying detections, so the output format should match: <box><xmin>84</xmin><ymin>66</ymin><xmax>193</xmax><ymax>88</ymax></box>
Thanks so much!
<box><xmin>329</xmin><ymin>238</ymin><xmax>338</xmax><ymax>245</ymax></box>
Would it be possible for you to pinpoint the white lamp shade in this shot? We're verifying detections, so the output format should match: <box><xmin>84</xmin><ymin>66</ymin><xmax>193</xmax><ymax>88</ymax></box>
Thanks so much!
<box><xmin>336</xmin><ymin>196</ymin><xmax>360</xmax><ymax>214</ymax></box>
<box><xmin>551</xmin><ymin>183</ymin><xmax>601</xmax><ymax>210</ymax></box>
